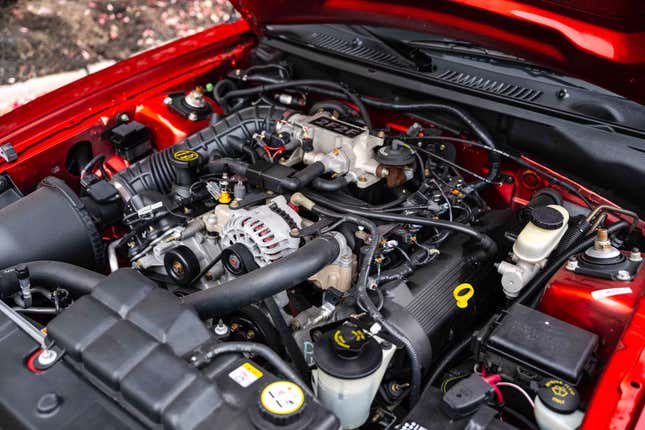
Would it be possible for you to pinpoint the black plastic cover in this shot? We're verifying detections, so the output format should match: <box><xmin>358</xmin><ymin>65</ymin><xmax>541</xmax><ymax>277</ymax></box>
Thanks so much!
<box><xmin>382</xmin><ymin>235</ymin><xmax>493</xmax><ymax>368</ymax></box>
<box><xmin>441</xmin><ymin>374</ymin><xmax>494</xmax><ymax>419</ymax></box>
<box><xmin>46</xmin><ymin>269</ymin><xmax>218</xmax><ymax>428</ymax></box>
<box><xmin>34</xmin><ymin>269</ymin><xmax>338</xmax><ymax>429</ymax></box>
<box><xmin>477</xmin><ymin>304</ymin><xmax>598</xmax><ymax>384</ymax></box>
<box><xmin>402</xmin><ymin>386</ymin><xmax>516</xmax><ymax>430</ymax></box>
<box><xmin>110</xmin><ymin>121</ymin><xmax>153</xmax><ymax>162</ymax></box>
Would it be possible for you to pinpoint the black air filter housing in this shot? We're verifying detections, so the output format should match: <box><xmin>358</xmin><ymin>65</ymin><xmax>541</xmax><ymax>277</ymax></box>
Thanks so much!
<box><xmin>0</xmin><ymin>176</ymin><xmax>104</xmax><ymax>269</ymax></box>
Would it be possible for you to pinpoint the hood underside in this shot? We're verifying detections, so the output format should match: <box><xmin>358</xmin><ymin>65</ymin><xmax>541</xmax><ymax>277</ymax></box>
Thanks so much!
<box><xmin>231</xmin><ymin>0</ymin><xmax>645</xmax><ymax>103</ymax></box>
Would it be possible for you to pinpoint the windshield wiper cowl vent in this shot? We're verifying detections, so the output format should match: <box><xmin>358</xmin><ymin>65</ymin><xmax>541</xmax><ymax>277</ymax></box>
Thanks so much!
<box><xmin>308</xmin><ymin>31</ymin><xmax>412</xmax><ymax>68</ymax></box>
<box><xmin>437</xmin><ymin>70</ymin><xmax>542</xmax><ymax>102</ymax></box>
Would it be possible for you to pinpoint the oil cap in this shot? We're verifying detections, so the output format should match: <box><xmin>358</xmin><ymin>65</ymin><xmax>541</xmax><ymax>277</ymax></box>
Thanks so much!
<box><xmin>171</xmin><ymin>149</ymin><xmax>201</xmax><ymax>186</ymax></box>
<box><xmin>313</xmin><ymin>324</ymin><xmax>382</xmax><ymax>379</ymax></box>
<box><xmin>257</xmin><ymin>381</ymin><xmax>307</xmax><ymax>426</ymax></box>
<box><xmin>537</xmin><ymin>379</ymin><xmax>580</xmax><ymax>414</ymax></box>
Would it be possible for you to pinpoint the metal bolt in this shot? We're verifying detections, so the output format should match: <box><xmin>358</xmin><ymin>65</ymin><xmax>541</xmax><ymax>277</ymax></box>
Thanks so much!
<box><xmin>188</xmin><ymin>112</ymin><xmax>198</xmax><ymax>122</ymax></box>
<box><xmin>629</xmin><ymin>248</ymin><xmax>643</xmax><ymax>262</ymax></box>
<box><xmin>617</xmin><ymin>270</ymin><xmax>631</xmax><ymax>281</ymax></box>
<box><xmin>172</xmin><ymin>261</ymin><xmax>184</xmax><ymax>276</ymax></box>
<box><xmin>379</xmin><ymin>168</ymin><xmax>390</xmax><ymax>178</ymax></box>
<box><xmin>37</xmin><ymin>349</ymin><xmax>58</xmax><ymax>366</ymax></box>
<box><xmin>290</xmin><ymin>228</ymin><xmax>300</xmax><ymax>238</ymax></box>
<box><xmin>119</xmin><ymin>113</ymin><xmax>130</xmax><ymax>122</ymax></box>
<box><xmin>358</xmin><ymin>175</ymin><xmax>367</xmax><ymax>182</ymax></box>
<box><xmin>566</xmin><ymin>257</ymin><xmax>578</xmax><ymax>271</ymax></box>
<box><xmin>163</xmin><ymin>96</ymin><xmax>172</xmax><ymax>105</ymax></box>
<box><xmin>230</xmin><ymin>201</ymin><xmax>239</xmax><ymax>208</ymax></box>
<box><xmin>214</xmin><ymin>319</ymin><xmax>229</xmax><ymax>336</ymax></box>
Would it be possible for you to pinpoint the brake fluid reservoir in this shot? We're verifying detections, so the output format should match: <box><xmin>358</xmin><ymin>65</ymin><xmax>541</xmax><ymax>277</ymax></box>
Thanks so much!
<box><xmin>498</xmin><ymin>205</ymin><xmax>569</xmax><ymax>298</ymax></box>
<box><xmin>312</xmin><ymin>325</ymin><xmax>395</xmax><ymax>429</ymax></box>
<box><xmin>514</xmin><ymin>205</ymin><xmax>569</xmax><ymax>263</ymax></box>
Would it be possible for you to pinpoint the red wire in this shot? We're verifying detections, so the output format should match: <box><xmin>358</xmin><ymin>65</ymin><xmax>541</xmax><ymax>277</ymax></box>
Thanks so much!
<box><xmin>483</xmin><ymin>374</ymin><xmax>504</xmax><ymax>404</ymax></box>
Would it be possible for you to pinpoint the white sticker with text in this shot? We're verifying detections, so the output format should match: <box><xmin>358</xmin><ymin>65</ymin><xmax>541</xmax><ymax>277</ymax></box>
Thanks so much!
<box><xmin>591</xmin><ymin>287</ymin><xmax>632</xmax><ymax>300</ymax></box>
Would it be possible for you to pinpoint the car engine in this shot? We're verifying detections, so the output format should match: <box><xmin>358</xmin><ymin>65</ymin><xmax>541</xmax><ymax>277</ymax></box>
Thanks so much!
<box><xmin>0</xmin><ymin>61</ymin><xmax>642</xmax><ymax>430</ymax></box>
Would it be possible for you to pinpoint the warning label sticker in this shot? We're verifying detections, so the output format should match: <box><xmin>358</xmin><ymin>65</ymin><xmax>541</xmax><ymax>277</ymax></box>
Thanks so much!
<box><xmin>229</xmin><ymin>362</ymin><xmax>264</xmax><ymax>388</ymax></box>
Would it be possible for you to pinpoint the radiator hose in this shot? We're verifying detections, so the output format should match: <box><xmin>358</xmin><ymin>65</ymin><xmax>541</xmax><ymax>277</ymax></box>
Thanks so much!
<box><xmin>0</xmin><ymin>261</ymin><xmax>106</xmax><ymax>299</ymax></box>
<box><xmin>182</xmin><ymin>236</ymin><xmax>340</xmax><ymax>317</ymax></box>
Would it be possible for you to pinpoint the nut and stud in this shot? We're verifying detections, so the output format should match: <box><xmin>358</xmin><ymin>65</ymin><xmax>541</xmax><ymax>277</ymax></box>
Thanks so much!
<box><xmin>214</xmin><ymin>319</ymin><xmax>229</xmax><ymax>336</ymax></box>
<box><xmin>629</xmin><ymin>248</ymin><xmax>643</xmax><ymax>262</ymax></box>
<box><xmin>617</xmin><ymin>270</ymin><xmax>631</xmax><ymax>281</ymax></box>
<box><xmin>37</xmin><ymin>349</ymin><xmax>58</xmax><ymax>366</ymax></box>
<box><xmin>566</xmin><ymin>257</ymin><xmax>578</xmax><ymax>271</ymax></box>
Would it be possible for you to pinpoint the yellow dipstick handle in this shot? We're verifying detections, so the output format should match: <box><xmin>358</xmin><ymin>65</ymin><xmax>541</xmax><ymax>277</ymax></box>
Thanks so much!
<box><xmin>453</xmin><ymin>283</ymin><xmax>475</xmax><ymax>309</ymax></box>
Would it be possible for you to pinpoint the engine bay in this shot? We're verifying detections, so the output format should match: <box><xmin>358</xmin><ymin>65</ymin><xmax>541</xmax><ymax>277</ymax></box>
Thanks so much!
<box><xmin>0</xmin><ymin>42</ymin><xmax>643</xmax><ymax>430</ymax></box>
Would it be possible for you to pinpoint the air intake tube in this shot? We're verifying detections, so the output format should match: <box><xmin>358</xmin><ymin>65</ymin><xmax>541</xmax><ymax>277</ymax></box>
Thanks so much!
<box><xmin>0</xmin><ymin>177</ymin><xmax>105</xmax><ymax>270</ymax></box>
<box><xmin>182</xmin><ymin>236</ymin><xmax>340</xmax><ymax>317</ymax></box>
<box><xmin>112</xmin><ymin>105</ymin><xmax>287</xmax><ymax>200</ymax></box>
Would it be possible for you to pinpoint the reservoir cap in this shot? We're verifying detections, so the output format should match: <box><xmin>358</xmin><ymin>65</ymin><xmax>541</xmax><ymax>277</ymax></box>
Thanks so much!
<box><xmin>531</xmin><ymin>206</ymin><xmax>565</xmax><ymax>230</ymax></box>
<box><xmin>313</xmin><ymin>324</ymin><xmax>382</xmax><ymax>379</ymax></box>
<box><xmin>538</xmin><ymin>379</ymin><xmax>580</xmax><ymax>413</ymax></box>
<box><xmin>258</xmin><ymin>381</ymin><xmax>306</xmax><ymax>426</ymax></box>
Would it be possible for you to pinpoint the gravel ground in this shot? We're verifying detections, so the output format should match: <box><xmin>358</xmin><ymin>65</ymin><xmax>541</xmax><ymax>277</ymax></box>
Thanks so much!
<box><xmin>0</xmin><ymin>0</ymin><xmax>237</xmax><ymax>86</ymax></box>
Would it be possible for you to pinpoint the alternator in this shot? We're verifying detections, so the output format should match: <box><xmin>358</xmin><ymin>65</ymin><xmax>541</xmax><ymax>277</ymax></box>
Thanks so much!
<box><xmin>220</xmin><ymin>196</ymin><xmax>302</xmax><ymax>267</ymax></box>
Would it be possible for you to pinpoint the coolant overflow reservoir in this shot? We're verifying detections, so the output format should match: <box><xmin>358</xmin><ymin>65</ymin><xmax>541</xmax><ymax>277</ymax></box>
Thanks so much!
<box><xmin>313</xmin><ymin>325</ymin><xmax>395</xmax><ymax>429</ymax></box>
<box><xmin>514</xmin><ymin>205</ymin><xmax>569</xmax><ymax>262</ymax></box>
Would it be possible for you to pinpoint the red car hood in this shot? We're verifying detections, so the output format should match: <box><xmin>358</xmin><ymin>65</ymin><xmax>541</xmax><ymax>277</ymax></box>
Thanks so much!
<box><xmin>231</xmin><ymin>0</ymin><xmax>645</xmax><ymax>102</ymax></box>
